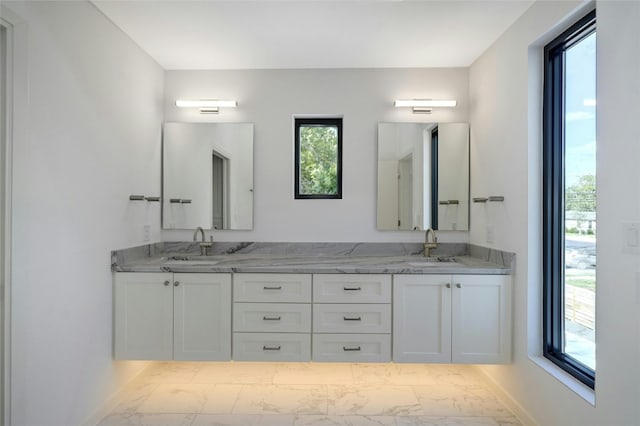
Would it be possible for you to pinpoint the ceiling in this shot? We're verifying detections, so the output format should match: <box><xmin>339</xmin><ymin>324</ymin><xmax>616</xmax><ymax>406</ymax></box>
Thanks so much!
<box><xmin>92</xmin><ymin>0</ymin><xmax>535</xmax><ymax>70</ymax></box>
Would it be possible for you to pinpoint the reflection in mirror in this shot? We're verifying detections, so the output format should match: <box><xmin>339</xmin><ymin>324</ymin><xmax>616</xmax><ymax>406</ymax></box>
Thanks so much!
<box><xmin>377</xmin><ymin>122</ymin><xmax>469</xmax><ymax>231</ymax></box>
<box><xmin>162</xmin><ymin>122</ymin><xmax>254</xmax><ymax>230</ymax></box>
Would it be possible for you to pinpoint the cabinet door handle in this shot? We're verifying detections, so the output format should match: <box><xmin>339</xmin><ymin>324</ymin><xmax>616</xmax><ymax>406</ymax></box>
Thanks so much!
<box><xmin>445</xmin><ymin>283</ymin><xmax>451</xmax><ymax>288</ymax></box>
<box><xmin>263</xmin><ymin>286</ymin><xmax>282</xmax><ymax>290</ymax></box>
<box><xmin>263</xmin><ymin>316</ymin><xmax>282</xmax><ymax>321</ymax></box>
<box><xmin>343</xmin><ymin>286</ymin><xmax>362</xmax><ymax>291</ymax></box>
<box><xmin>456</xmin><ymin>283</ymin><xmax>461</xmax><ymax>288</ymax></box>
<box><xmin>174</xmin><ymin>281</ymin><xmax>180</xmax><ymax>287</ymax></box>
<box><xmin>343</xmin><ymin>346</ymin><xmax>361</xmax><ymax>352</ymax></box>
<box><xmin>343</xmin><ymin>316</ymin><xmax>362</xmax><ymax>321</ymax></box>
<box><xmin>263</xmin><ymin>345</ymin><xmax>281</xmax><ymax>351</ymax></box>
<box><xmin>164</xmin><ymin>280</ymin><xmax>170</xmax><ymax>286</ymax></box>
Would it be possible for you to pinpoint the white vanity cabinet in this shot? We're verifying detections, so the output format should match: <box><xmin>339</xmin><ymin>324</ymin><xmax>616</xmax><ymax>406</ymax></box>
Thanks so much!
<box><xmin>312</xmin><ymin>274</ymin><xmax>392</xmax><ymax>362</ymax></box>
<box><xmin>232</xmin><ymin>273</ymin><xmax>312</xmax><ymax>361</ymax></box>
<box><xmin>114</xmin><ymin>269</ymin><xmax>511</xmax><ymax>364</ymax></box>
<box><xmin>393</xmin><ymin>274</ymin><xmax>511</xmax><ymax>364</ymax></box>
<box><xmin>114</xmin><ymin>272</ymin><xmax>231</xmax><ymax>361</ymax></box>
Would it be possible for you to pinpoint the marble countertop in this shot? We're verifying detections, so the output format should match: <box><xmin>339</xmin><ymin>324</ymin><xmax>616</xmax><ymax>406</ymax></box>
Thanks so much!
<box><xmin>112</xmin><ymin>242</ymin><xmax>514</xmax><ymax>275</ymax></box>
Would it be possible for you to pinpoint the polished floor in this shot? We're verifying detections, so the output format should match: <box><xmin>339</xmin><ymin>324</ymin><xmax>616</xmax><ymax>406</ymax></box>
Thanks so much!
<box><xmin>97</xmin><ymin>362</ymin><xmax>522</xmax><ymax>426</ymax></box>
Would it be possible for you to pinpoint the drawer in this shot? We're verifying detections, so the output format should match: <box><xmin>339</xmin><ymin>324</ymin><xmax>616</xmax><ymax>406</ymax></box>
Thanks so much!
<box><xmin>233</xmin><ymin>303</ymin><xmax>311</xmax><ymax>333</ymax></box>
<box><xmin>233</xmin><ymin>333</ymin><xmax>311</xmax><ymax>361</ymax></box>
<box><xmin>313</xmin><ymin>304</ymin><xmax>391</xmax><ymax>333</ymax></box>
<box><xmin>312</xmin><ymin>333</ymin><xmax>391</xmax><ymax>362</ymax></box>
<box><xmin>313</xmin><ymin>274</ymin><xmax>391</xmax><ymax>303</ymax></box>
<box><xmin>234</xmin><ymin>273</ymin><xmax>312</xmax><ymax>303</ymax></box>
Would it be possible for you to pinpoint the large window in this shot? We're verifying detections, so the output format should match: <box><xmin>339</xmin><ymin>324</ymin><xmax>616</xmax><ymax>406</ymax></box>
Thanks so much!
<box><xmin>294</xmin><ymin>117</ymin><xmax>343</xmax><ymax>199</ymax></box>
<box><xmin>543</xmin><ymin>10</ymin><xmax>596</xmax><ymax>388</ymax></box>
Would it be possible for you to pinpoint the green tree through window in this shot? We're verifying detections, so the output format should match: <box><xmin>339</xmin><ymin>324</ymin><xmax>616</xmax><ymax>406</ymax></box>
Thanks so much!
<box><xmin>565</xmin><ymin>174</ymin><xmax>596</xmax><ymax>212</ymax></box>
<box><xmin>295</xmin><ymin>118</ymin><xmax>342</xmax><ymax>199</ymax></box>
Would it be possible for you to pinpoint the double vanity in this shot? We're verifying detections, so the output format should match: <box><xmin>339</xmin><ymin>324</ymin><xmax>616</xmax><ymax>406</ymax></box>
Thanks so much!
<box><xmin>112</xmin><ymin>242</ymin><xmax>514</xmax><ymax>366</ymax></box>
<box><xmin>114</xmin><ymin>117</ymin><xmax>512</xmax><ymax>365</ymax></box>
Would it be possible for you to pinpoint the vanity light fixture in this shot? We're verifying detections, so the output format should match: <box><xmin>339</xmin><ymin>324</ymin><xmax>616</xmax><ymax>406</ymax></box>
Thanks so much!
<box><xmin>175</xmin><ymin>99</ymin><xmax>238</xmax><ymax>114</ymax></box>
<box><xmin>394</xmin><ymin>99</ymin><xmax>457</xmax><ymax>114</ymax></box>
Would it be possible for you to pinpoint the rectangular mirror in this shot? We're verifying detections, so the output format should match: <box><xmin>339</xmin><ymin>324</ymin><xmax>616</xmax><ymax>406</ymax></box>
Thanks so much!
<box><xmin>377</xmin><ymin>122</ymin><xmax>469</xmax><ymax>231</ymax></box>
<box><xmin>162</xmin><ymin>122</ymin><xmax>254</xmax><ymax>230</ymax></box>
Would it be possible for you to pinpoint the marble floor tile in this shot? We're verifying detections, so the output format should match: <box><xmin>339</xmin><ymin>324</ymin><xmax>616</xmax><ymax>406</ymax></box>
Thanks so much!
<box><xmin>422</xmin><ymin>366</ymin><xmax>486</xmax><ymax>387</ymax></box>
<box><xmin>328</xmin><ymin>385</ymin><xmax>422</xmax><ymax>416</ymax></box>
<box><xmin>97</xmin><ymin>412</ymin><xmax>196</xmax><ymax>426</ymax></box>
<box><xmin>351</xmin><ymin>364</ymin><xmax>484</xmax><ymax>387</ymax></box>
<box><xmin>97</xmin><ymin>363</ymin><xmax>522</xmax><ymax>426</ymax></box>
<box><xmin>350</xmin><ymin>364</ymin><xmax>439</xmax><ymax>386</ymax></box>
<box><xmin>137</xmin><ymin>361</ymin><xmax>203</xmax><ymax>384</ymax></box>
<box><xmin>395</xmin><ymin>416</ymin><xmax>501</xmax><ymax>425</ymax></box>
<box><xmin>193</xmin><ymin>362</ymin><xmax>279</xmax><ymax>384</ymax></box>
<box><xmin>108</xmin><ymin>381</ymin><xmax>160</xmax><ymax>415</ymax></box>
<box><xmin>274</xmin><ymin>363</ymin><xmax>355</xmax><ymax>385</ymax></box>
<box><xmin>493</xmin><ymin>417</ymin><xmax>522</xmax><ymax>426</ymax></box>
<box><xmin>411</xmin><ymin>384</ymin><xmax>512</xmax><ymax>417</ymax></box>
<box><xmin>233</xmin><ymin>384</ymin><xmax>329</xmax><ymax>415</ymax></box>
<box><xmin>137</xmin><ymin>383</ymin><xmax>241</xmax><ymax>414</ymax></box>
<box><xmin>191</xmin><ymin>414</ymin><xmax>296</xmax><ymax>425</ymax></box>
<box><xmin>294</xmin><ymin>415</ymin><xmax>396</xmax><ymax>425</ymax></box>
<box><xmin>201</xmin><ymin>384</ymin><xmax>244</xmax><ymax>414</ymax></box>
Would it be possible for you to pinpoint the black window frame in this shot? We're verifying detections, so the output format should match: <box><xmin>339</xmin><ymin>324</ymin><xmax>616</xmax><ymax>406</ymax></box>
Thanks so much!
<box><xmin>294</xmin><ymin>117</ymin><xmax>343</xmax><ymax>200</ymax></box>
<box><xmin>542</xmin><ymin>9</ymin><xmax>596</xmax><ymax>389</ymax></box>
<box><xmin>430</xmin><ymin>127</ymin><xmax>439</xmax><ymax>229</ymax></box>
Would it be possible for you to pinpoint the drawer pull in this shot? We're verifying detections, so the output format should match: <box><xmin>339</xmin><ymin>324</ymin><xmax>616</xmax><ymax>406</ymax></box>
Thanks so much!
<box><xmin>343</xmin><ymin>346</ymin><xmax>361</xmax><ymax>352</ymax></box>
<box><xmin>263</xmin><ymin>286</ymin><xmax>282</xmax><ymax>290</ymax></box>
<box><xmin>263</xmin><ymin>345</ymin><xmax>281</xmax><ymax>351</ymax></box>
<box><xmin>262</xmin><ymin>316</ymin><xmax>282</xmax><ymax>321</ymax></box>
<box><xmin>343</xmin><ymin>286</ymin><xmax>362</xmax><ymax>291</ymax></box>
<box><xmin>343</xmin><ymin>316</ymin><xmax>362</xmax><ymax>321</ymax></box>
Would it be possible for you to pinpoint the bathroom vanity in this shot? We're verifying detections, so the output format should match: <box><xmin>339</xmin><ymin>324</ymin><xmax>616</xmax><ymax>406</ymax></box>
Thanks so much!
<box><xmin>112</xmin><ymin>242</ymin><xmax>513</xmax><ymax>365</ymax></box>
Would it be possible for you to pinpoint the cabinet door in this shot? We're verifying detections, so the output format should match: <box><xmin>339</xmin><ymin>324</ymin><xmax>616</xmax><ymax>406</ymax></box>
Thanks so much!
<box><xmin>114</xmin><ymin>272</ymin><xmax>173</xmax><ymax>360</ymax></box>
<box><xmin>393</xmin><ymin>275</ymin><xmax>452</xmax><ymax>363</ymax></box>
<box><xmin>173</xmin><ymin>273</ymin><xmax>232</xmax><ymax>361</ymax></box>
<box><xmin>451</xmin><ymin>275</ymin><xmax>511</xmax><ymax>364</ymax></box>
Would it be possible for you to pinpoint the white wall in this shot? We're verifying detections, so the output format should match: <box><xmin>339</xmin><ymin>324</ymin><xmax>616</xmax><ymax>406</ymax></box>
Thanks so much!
<box><xmin>469</xmin><ymin>1</ymin><xmax>640</xmax><ymax>425</ymax></box>
<box><xmin>437</xmin><ymin>123</ymin><xmax>469</xmax><ymax>231</ymax></box>
<box><xmin>163</xmin><ymin>68</ymin><xmax>470</xmax><ymax>243</ymax></box>
<box><xmin>3</xmin><ymin>1</ymin><xmax>164</xmax><ymax>425</ymax></box>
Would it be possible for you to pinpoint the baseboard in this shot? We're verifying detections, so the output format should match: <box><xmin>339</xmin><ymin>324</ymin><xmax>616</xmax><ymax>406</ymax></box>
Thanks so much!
<box><xmin>473</xmin><ymin>365</ymin><xmax>538</xmax><ymax>426</ymax></box>
<box><xmin>82</xmin><ymin>361</ymin><xmax>151</xmax><ymax>426</ymax></box>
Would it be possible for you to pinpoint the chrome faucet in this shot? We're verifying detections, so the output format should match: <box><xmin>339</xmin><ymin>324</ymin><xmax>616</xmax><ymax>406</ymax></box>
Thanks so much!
<box><xmin>193</xmin><ymin>226</ymin><xmax>213</xmax><ymax>256</ymax></box>
<box><xmin>424</xmin><ymin>228</ymin><xmax>438</xmax><ymax>257</ymax></box>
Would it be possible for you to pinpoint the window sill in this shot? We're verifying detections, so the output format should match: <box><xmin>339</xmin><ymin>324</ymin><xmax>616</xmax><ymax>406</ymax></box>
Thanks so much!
<box><xmin>530</xmin><ymin>355</ymin><xmax>595</xmax><ymax>405</ymax></box>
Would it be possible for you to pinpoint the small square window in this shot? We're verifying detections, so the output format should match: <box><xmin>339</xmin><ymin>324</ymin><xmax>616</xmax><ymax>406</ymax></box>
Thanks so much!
<box><xmin>294</xmin><ymin>117</ymin><xmax>343</xmax><ymax>199</ymax></box>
